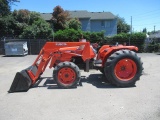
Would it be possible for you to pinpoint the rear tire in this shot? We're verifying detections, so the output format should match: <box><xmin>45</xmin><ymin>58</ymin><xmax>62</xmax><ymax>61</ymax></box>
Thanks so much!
<box><xmin>104</xmin><ymin>50</ymin><xmax>143</xmax><ymax>87</ymax></box>
<box><xmin>53</xmin><ymin>62</ymin><xmax>81</xmax><ymax>88</ymax></box>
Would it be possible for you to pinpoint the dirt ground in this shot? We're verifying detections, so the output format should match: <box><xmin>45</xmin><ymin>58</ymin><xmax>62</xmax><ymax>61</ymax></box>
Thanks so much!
<box><xmin>0</xmin><ymin>53</ymin><xmax>160</xmax><ymax>120</ymax></box>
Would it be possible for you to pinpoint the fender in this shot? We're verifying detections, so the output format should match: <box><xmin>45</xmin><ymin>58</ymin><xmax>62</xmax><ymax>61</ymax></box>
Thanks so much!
<box><xmin>97</xmin><ymin>45</ymin><xmax>138</xmax><ymax>67</ymax></box>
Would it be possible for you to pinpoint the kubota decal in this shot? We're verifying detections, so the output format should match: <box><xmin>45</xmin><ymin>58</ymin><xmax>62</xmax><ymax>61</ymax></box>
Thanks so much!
<box><xmin>56</xmin><ymin>42</ymin><xmax>67</xmax><ymax>46</ymax></box>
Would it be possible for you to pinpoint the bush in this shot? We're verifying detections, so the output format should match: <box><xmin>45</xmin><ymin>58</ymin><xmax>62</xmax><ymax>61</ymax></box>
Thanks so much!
<box><xmin>20</xmin><ymin>18</ymin><xmax>54</xmax><ymax>39</ymax></box>
<box><xmin>54</xmin><ymin>29</ymin><xmax>105</xmax><ymax>42</ymax></box>
<box><xmin>147</xmin><ymin>43</ymin><xmax>160</xmax><ymax>53</ymax></box>
<box><xmin>54</xmin><ymin>29</ymin><xmax>82</xmax><ymax>41</ymax></box>
<box><xmin>66</xmin><ymin>18</ymin><xmax>82</xmax><ymax>30</ymax></box>
<box><xmin>110</xmin><ymin>33</ymin><xmax>146</xmax><ymax>52</ymax></box>
<box><xmin>54</xmin><ymin>30</ymin><xmax>145</xmax><ymax>52</ymax></box>
<box><xmin>86</xmin><ymin>31</ymin><xmax>105</xmax><ymax>43</ymax></box>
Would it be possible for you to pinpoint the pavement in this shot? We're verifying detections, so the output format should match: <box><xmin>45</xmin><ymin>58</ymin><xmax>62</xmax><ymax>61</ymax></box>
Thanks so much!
<box><xmin>0</xmin><ymin>53</ymin><xmax>160</xmax><ymax>120</ymax></box>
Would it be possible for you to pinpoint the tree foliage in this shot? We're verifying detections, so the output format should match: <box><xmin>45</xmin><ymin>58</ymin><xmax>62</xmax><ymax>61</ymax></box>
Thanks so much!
<box><xmin>0</xmin><ymin>0</ymin><xmax>10</xmax><ymax>16</ymax></box>
<box><xmin>51</xmin><ymin>5</ymin><xmax>69</xmax><ymax>31</ymax></box>
<box><xmin>83</xmin><ymin>31</ymin><xmax>105</xmax><ymax>43</ymax></box>
<box><xmin>0</xmin><ymin>15</ymin><xmax>15</xmax><ymax>37</ymax></box>
<box><xmin>20</xmin><ymin>18</ymin><xmax>53</xmax><ymax>39</ymax></box>
<box><xmin>11</xmin><ymin>9</ymin><xmax>30</xmax><ymax>36</ymax></box>
<box><xmin>146</xmin><ymin>41</ymin><xmax>160</xmax><ymax>53</ymax></box>
<box><xmin>110</xmin><ymin>32</ymin><xmax>146</xmax><ymax>52</ymax></box>
<box><xmin>0</xmin><ymin>1</ymin><xmax>23</xmax><ymax>37</ymax></box>
<box><xmin>54</xmin><ymin>28</ymin><xmax>105</xmax><ymax>42</ymax></box>
<box><xmin>11</xmin><ymin>10</ymin><xmax>41</xmax><ymax>37</ymax></box>
<box><xmin>66</xmin><ymin>18</ymin><xmax>82</xmax><ymax>30</ymax></box>
<box><xmin>29</xmin><ymin>11</ymin><xmax>41</xmax><ymax>25</ymax></box>
<box><xmin>0</xmin><ymin>0</ymin><xmax>20</xmax><ymax>17</ymax></box>
<box><xmin>142</xmin><ymin>28</ymin><xmax>147</xmax><ymax>33</ymax></box>
<box><xmin>117</xmin><ymin>15</ymin><xmax>130</xmax><ymax>34</ymax></box>
<box><xmin>54</xmin><ymin>29</ymin><xmax>82</xmax><ymax>41</ymax></box>
<box><xmin>0</xmin><ymin>9</ymin><xmax>51</xmax><ymax>38</ymax></box>
<box><xmin>12</xmin><ymin>9</ymin><xmax>30</xmax><ymax>23</ymax></box>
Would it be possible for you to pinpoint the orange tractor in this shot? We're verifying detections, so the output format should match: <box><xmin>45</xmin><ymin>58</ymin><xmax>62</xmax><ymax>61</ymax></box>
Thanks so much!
<box><xmin>9</xmin><ymin>41</ymin><xmax>143</xmax><ymax>92</ymax></box>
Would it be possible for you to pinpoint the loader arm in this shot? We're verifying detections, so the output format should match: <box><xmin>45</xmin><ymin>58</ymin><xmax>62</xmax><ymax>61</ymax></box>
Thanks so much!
<box><xmin>30</xmin><ymin>42</ymin><xmax>92</xmax><ymax>82</ymax></box>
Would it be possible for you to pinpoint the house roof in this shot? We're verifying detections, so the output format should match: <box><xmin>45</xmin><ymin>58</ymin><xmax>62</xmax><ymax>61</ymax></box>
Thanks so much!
<box><xmin>89</xmin><ymin>12</ymin><xmax>116</xmax><ymax>20</ymax></box>
<box><xmin>41</xmin><ymin>13</ymin><xmax>52</xmax><ymax>21</ymax></box>
<box><xmin>40</xmin><ymin>10</ymin><xmax>116</xmax><ymax>21</ymax></box>
<box><xmin>68</xmin><ymin>10</ymin><xmax>91</xmax><ymax>19</ymax></box>
<box><xmin>149</xmin><ymin>31</ymin><xmax>160</xmax><ymax>38</ymax></box>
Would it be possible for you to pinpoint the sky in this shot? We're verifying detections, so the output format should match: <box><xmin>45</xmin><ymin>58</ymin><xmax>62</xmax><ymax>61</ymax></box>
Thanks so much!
<box><xmin>11</xmin><ymin>0</ymin><xmax>160</xmax><ymax>32</ymax></box>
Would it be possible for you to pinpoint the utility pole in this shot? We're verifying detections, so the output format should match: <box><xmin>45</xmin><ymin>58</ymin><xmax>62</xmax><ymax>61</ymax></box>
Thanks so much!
<box><xmin>154</xmin><ymin>25</ymin><xmax>155</xmax><ymax>33</ymax></box>
<box><xmin>131</xmin><ymin>16</ymin><xmax>132</xmax><ymax>34</ymax></box>
<box><xmin>129</xmin><ymin>16</ymin><xmax>132</xmax><ymax>45</ymax></box>
<box><xmin>133</xmin><ymin>28</ymin><xmax>134</xmax><ymax>33</ymax></box>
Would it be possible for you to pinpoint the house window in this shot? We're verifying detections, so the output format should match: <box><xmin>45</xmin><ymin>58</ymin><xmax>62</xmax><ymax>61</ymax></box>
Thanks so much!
<box><xmin>101</xmin><ymin>21</ymin><xmax>111</xmax><ymax>28</ymax></box>
<box><xmin>101</xmin><ymin>21</ymin><xmax>105</xmax><ymax>27</ymax></box>
<box><xmin>106</xmin><ymin>21</ymin><xmax>111</xmax><ymax>28</ymax></box>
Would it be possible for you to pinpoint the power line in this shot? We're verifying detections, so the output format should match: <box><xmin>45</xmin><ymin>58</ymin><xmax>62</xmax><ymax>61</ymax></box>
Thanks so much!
<box><xmin>132</xmin><ymin>8</ymin><xmax>160</xmax><ymax>17</ymax></box>
<box><xmin>130</xmin><ymin>10</ymin><xmax>160</xmax><ymax>23</ymax></box>
<box><xmin>126</xmin><ymin>9</ymin><xmax>160</xmax><ymax>31</ymax></box>
<box><xmin>133</xmin><ymin>15</ymin><xmax>160</xmax><ymax>22</ymax></box>
<box><xmin>133</xmin><ymin>22</ymin><xmax>160</xmax><ymax>26</ymax></box>
<box><xmin>125</xmin><ymin>8</ymin><xmax>160</xmax><ymax>19</ymax></box>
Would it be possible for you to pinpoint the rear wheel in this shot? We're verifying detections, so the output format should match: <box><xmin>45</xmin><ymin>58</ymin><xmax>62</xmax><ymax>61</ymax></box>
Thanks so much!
<box><xmin>104</xmin><ymin>50</ymin><xmax>143</xmax><ymax>87</ymax></box>
<box><xmin>53</xmin><ymin>62</ymin><xmax>81</xmax><ymax>88</ymax></box>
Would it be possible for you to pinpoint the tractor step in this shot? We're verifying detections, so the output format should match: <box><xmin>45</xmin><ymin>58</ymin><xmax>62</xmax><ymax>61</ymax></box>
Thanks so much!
<box><xmin>94</xmin><ymin>59</ymin><xmax>102</xmax><ymax>67</ymax></box>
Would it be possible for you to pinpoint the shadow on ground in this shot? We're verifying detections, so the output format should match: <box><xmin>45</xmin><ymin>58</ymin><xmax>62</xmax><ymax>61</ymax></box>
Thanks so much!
<box><xmin>32</xmin><ymin>74</ymin><xmax>135</xmax><ymax>90</ymax></box>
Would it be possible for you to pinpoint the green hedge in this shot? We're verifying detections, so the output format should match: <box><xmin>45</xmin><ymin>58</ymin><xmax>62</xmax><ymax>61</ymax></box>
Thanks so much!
<box><xmin>54</xmin><ymin>29</ymin><xmax>82</xmax><ymax>42</ymax></box>
<box><xmin>110</xmin><ymin>33</ymin><xmax>146</xmax><ymax>52</ymax></box>
<box><xmin>54</xmin><ymin>29</ymin><xmax>146</xmax><ymax>52</ymax></box>
<box><xmin>54</xmin><ymin>29</ymin><xmax>105</xmax><ymax>42</ymax></box>
<box><xmin>83</xmin><ymin>31</ymin><xmax>105</xmax><ymax>43</ymax></box>
<box><xmin>146</xmin><ymin>43</ymin><xmax>160</xmax><ymax>53</ymax></box>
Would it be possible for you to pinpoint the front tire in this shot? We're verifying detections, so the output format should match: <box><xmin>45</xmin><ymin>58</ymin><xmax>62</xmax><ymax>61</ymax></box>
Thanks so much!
<box><xmin>53</xmin><ymin>62</ymin><xmax>81</xmax><ymax>88</ymax></box>
<box><xmin>104</xmin><ymin>50</ymin><xmax>143</xmax><ymax>87</ymax></box>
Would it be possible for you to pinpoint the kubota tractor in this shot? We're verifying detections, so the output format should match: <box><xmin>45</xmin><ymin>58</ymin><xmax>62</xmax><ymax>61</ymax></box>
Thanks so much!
<box><xmin>8</xmin><ymin>41</ymin><xmax>143</xmax><ymax>92</ymax></box>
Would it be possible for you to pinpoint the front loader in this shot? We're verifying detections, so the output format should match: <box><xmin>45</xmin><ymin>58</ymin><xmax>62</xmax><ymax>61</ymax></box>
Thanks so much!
<box><xmin>8</xmin><ymin>41</ymin><xmax>143</xmax><ymax>93</ymax></box>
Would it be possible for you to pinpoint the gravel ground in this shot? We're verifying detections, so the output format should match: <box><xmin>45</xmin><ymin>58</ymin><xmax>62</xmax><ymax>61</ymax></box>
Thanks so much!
<box><xmin>0</xmin><ymin>53</ymin><xmax>160</xmax><ymax>120</ymax></box>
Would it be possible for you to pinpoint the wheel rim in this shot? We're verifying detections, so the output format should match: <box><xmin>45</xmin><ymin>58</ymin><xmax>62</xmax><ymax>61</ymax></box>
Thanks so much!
<box><xmin>58</xmin><ymin>67</ymin><xmax>76</xmax><ymax>84</ymax></box>
<box><xmin>114</xmin><ymin>58</ymin><xmax>137</xmax><ymax>81</ymax></box>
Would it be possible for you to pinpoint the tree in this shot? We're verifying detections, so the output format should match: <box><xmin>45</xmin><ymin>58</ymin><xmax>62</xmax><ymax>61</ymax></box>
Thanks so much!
<box><xmin>142</xmin><ymin>28</ymin><xmax>147</xmax><ymax>33</ymax></box>
<box><xmin>0</xmin><ymin>0</ymin><xmax>21</xmax><ymax>37</ymax></box>
<box><xmin>66</xmin><ymin>18</ymin><xmax>82</xmax><ymax>30</ymax></box>
<box><xmin>0</xmin><ymin>15</ymin><xmax>15</xmax><ymax>37</ymax></box>
<box><xmin>117</xmin><ymin>15</ymin><xmax>130</xmax><ymax>34</ymax></box>
<box><xmin>0</xmin><ymin>0</ymin><xmax>19</xmax><ymax>17</ymax></box>
<box><xmin>12</xmin><ymin>9</ymin><xmax>30</xmax><ymax>23</ymax></box>
<box><xmin>11</xmin><ymin>9</ymin><xmax>30</xmax><ymax>37</ymax></box>
<box><xmin>11</xmin><ymin>10</ymin><xmax>42</xmax><ymax>37</ymax></box>
<box><xmin>0</xmin><ymin>0</ymin><xmax>10</xmax><ymax>16</ymax></box>
<box><xmin>0</xmin><ymin>3</ymin><xmax>52</xmax><ymax>38</ymax></box>
<box><xmin>29</xmin><ymin>11</ymin><xmax>41</xmax><ymax>25</ymax></box>
<box><xmin>20</xmin><ymin>18</ymin><xmax>54</xmax><ymax>39</ymax></box>
<box><xmin>51</xmin><ymin>5</ymin><xmax>69</xmax><ymax>31</ymax></box>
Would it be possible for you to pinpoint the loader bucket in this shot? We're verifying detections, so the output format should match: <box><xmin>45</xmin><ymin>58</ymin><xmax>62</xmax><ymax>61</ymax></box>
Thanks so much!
<box><xmin>8</xmin><ymin>65</ymin><xmax>38</xmax><ymax>93</ymax></box>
